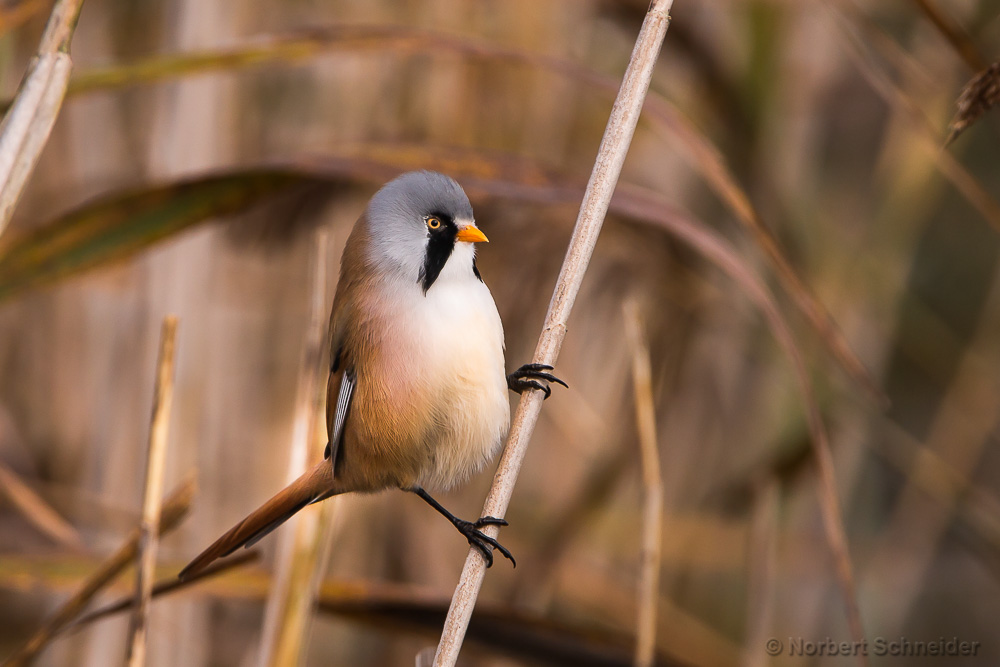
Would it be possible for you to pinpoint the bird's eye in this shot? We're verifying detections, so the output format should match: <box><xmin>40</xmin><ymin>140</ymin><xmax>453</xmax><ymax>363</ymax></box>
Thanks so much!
<box><xmin>426</xmin><ymin>216</ymin><xmax>442</xmax><ymax>230</ymax></box>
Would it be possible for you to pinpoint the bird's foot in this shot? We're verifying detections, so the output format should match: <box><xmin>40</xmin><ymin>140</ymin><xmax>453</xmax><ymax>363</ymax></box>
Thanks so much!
<box><xmin>452</xmin><ymin>515</ymin><xmax>515</xmax><ymax>568</ymax></box>
<box><xmin>506</xmin><ymin>363</ymin><xmax>568</xmax><ymax>399</ymax></box>
<box><xmin>410</xmin><ymin>487</ymin><xmax>517</xmax><ymax>568</ymax></box>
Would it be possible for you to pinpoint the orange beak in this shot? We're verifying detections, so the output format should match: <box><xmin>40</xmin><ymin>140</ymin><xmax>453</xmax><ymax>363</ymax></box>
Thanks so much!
<box><xmin>455</xmin><ymin>225</ymin><xmax>489</xmax><ymax>243</ymax></box>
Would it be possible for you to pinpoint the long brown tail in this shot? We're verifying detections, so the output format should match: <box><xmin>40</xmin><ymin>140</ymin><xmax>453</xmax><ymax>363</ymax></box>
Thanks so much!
<box><xmin>179</xmin><ymin>461</ymin><xmax>339</xmax><ymax>580</ymax></box>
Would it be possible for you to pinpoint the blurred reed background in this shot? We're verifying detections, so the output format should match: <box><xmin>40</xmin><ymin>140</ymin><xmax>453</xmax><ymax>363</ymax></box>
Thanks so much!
<box><xmin>0</xmin><ymin>0</ymin><xmax>998</xmax><ymax>665</ymax></box>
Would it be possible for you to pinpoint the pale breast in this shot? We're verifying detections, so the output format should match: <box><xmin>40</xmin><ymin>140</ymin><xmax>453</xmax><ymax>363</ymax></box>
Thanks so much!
<box><xmin>412</xmin><ymin>277</ymin><xmax>510</xmax><ymax>490</ymax></box>
<box><xmin>340</xmin><ymin>272</ymin><xmax>509</xmax><ymax>492</ymax></box>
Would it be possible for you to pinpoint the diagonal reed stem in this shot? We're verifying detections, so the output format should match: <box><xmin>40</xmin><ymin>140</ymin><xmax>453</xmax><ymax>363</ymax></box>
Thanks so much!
<box><xmin>431</xmin><ymin>2</ymin><xmax>675</xmax><ymax>664</ymax></box>
<box><xmin>125</xmin><ymin>316</ymin><xmax>179</xmax><ymax>666</ymax></box>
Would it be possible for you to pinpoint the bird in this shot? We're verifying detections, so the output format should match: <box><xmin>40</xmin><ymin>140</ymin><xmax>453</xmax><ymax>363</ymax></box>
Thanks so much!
<box><xmin>179</xmin><ymin>171</ymin><xmax>565</xmax><ymax>580</ymax></box>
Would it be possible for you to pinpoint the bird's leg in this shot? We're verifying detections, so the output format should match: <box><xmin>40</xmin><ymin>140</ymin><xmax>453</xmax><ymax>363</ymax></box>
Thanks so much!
<box><xmin>410</xmin><ymin>487</ymin><xmax>515</xmax><ymax>568</ymax></box>
<box><xmin>506</xmin><ymin>363</ymin><xmax>568</xmax><ymax>400</ymax></box>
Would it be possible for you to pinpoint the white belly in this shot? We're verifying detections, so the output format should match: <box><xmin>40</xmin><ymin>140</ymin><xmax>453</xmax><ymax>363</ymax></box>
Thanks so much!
<box><xmin>408</xmin><ymin>274</ymin><xmax>510</xmax><ymax>490</ymax></box>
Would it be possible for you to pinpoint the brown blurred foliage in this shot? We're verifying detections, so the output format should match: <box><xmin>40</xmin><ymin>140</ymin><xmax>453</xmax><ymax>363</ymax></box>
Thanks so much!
<box><xmin>1</xmin><ymin>0</ymin><xmax>1000</xmax><ymax>665</ymax></box>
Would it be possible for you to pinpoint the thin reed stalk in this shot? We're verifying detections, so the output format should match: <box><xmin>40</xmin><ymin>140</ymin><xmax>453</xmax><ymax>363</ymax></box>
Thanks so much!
<box><xmin>431</xmin><ymin>2</ymin><xmax>675</xmax><ymax>664</ymax></box>
<box><xmin>623</xmin><ymin>300</ymin><xmax>663</xmax><ymax>667</ymax></box>
<box><xmin>0</xmin><ymin>0</ymin><xmax>84</xmax><ymax>239</ymax></box>
<box><xmin>257</xmin><ymin>232</ymin><xmax>332</xmax><ymax>666</ymax></box>
<box><xmin>125</xmin><ymin>316</ymin><xmax>179</xmax><ymax>666</ymax></box>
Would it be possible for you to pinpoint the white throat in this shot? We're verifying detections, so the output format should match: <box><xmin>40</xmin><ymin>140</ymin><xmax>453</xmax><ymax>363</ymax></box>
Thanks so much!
<box><xmin>431</xmin><ymin>241</ymin><xmax>478</xmax><ymax>287</ymax></box>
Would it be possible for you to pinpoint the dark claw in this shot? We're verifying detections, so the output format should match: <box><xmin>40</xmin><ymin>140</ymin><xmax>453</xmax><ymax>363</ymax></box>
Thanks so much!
<box><xmin>469</xmin><ymin>536</ymin><xmax>494</xmax><ymax>567</ymax></box>
<box><xmin>506</xmin><ymin>363</ymin><xmax>568</xmax><ymax>400</ymax></box>
<box><xmin>514</xmin><ymin>364</ymin><xmax>570</xmax><ymax>388</ymax></box>
<box><xmin>454</xmin><ymin>518</ymin><xmax>516</xmax><ymax>568</ymax></box>
<box><xmin>519</xmin><ymin>379</ymin><xmax>551</xmax><ymax>399</ymax></box>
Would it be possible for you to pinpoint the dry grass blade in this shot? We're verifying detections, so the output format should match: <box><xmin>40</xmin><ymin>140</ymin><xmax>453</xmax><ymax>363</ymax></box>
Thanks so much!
<box><xmin>623</xmin><ymin>301</ymin><xmax>663</xmax><ymax>667</ymax></box>
<box><xmin>909</xmin><ymin>0</ymin><xmax>986</xmax><ymax>71</ymax></box>
<box><xmin>947</xmin><ymin>63</ymin><xmax>1000</xmax><ymax>145</ymax></box>
<box><xmin>55</xmin><ymin>25</ymin><xmax>615</xmax><ymax>100</ymax></box>
<box><xmin>125</xmin><ymin>316</ymin><xmax>179</xmax><ymax>667</ymax></box>
<box><xmin>0</xmin><ymin>0</ymin><xmax>84</xmax><ymax>240</ymax></box>
<box><xmin>0</xmin><ymin>170</ymin><xmax>313</xmax><ymax>300</ymax></box>
<box><xmin>70</xmin><ymin>552</ymin><xmax>260</xmax><ymax>630</ymax></box>
<box><xmin>258</xmin><ymin>232</ymin><xmax>331</xmax><ymax>666</ymax></box>
<box><xmin>0</xmin><ymin>23</ymin><xmax>617</xmax><ymax>112</ymax></box>
<box><xmin>16</xmin><ymin>556</ymin><xmax>686</xmax><ymax>667</ymax></box>
<box><xmin>0</xmin><ymin>461</ymin><xmax>83</xmax><ymax>550</ymax></box>
<box><xmin>4</xmin><ymin>476</ymin><xmax>194</xmax><ymax>667</ymax></box>
<box><xmin>433</xmin><ymin>3</ymin><xmax>674</xmax><ymax>664</ymax></box>
<box><xmin>32</xmin><ymin>24</ymin><xmax>877</xmax><ymax>400</ymax></box>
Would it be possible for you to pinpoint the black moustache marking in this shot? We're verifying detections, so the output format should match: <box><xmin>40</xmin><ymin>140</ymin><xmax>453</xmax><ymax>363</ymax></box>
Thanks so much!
<box><xmin>419</xmin><ymin>212</ymin><xmax>458</xmax><ymax>293</ymax></box>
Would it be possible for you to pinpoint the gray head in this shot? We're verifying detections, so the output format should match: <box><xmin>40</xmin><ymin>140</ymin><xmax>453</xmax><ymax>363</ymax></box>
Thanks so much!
<box><xmin>365</xmin><ymin>171</ymin><xmax>487</xmax><ymax>292</ymax></box>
